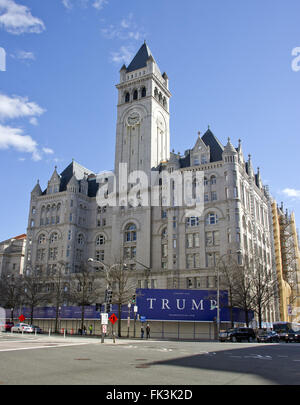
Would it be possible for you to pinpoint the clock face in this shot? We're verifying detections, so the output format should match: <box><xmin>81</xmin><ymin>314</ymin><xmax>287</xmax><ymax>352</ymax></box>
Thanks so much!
<box><xmin>127</xmin><ymin>112</ymin><xmax>140</xmax><ymax>126</ymax></box>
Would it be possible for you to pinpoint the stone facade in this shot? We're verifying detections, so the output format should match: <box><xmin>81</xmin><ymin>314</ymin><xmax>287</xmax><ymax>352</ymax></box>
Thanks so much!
<box><xmin>0</xmin><ymin>234</ymin><xmax>26</xmax><ymax>276</ymax></box>
<box><xmin>24</xmin><ymin>42</ymin><xmax>277</xmax><ymax>324</ymax></box>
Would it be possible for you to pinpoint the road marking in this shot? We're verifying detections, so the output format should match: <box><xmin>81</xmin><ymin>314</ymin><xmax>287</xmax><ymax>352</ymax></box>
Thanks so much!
<box><xmin>0</xmin><ymin>342</ymin><xmax>97</xmax><ymax>353</ymax></box>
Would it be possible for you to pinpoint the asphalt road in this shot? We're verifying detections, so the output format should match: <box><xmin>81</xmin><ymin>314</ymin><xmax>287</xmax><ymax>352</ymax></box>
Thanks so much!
<box><xmin>0</xmin><ymin>332</ymin><xmax>300</xmax><ymax>386</ymax></box>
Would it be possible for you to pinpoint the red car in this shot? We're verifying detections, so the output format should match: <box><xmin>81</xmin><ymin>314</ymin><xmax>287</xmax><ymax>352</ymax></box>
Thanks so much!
<box><xmin>0</xmin><ymin>321</ymin><xmax>14</xmax><ymax>332</ymax></box>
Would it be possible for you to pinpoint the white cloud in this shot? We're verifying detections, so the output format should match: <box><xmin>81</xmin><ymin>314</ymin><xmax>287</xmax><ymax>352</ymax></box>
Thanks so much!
<box><xmin>62</xmin><ymin>0</ymin><xmax>73</xmax><ymax>9</ymax></box>
<box><xmin>0</xmin><ymin>0</ymin><xmax>45</xmax><ymax>35</ymax></box>
<box><xmin>29</xmin><ymin>117</ymin><xmax>38</xmax><ymax>126</ymax></box>
<box><xmin>101</xmin><ymin>14</ymin><xmax>143</xmax><ymax>42</ymax></box>
<box><xmin>0</xmin><ymin>92</ymin><xmax>53</xmax><ymax>161</ymax></box>
<box><xmin>42</xmin><ymin>147</ymin><xmax>54</xmax><ymax>155</ymax></box>
<box><xmin>12</xmin><ymin>50</ymin><xmax>35</xmax><ymax>61</ymax></box>
<box><xmin>110</xmin><ymin>46</ymin><xmax>134</xmax><ymax>65</ymax></box>
<box><xmin>0</xmin><ymin>93</ymin><xmax>45</xmax><ymax>122</ymax></box>
<box><xmin>92</xmin><ymin>0</ymin><xmax>107</xmax><ymax>10</ymax></box>
<box><xmin>62</xmin><ymin>0</ymin><xmax>107</xmax><ymax>10</ymax></box>
<box><xmin>282</xmin><ymin>188</ymin><xmax>300</xmax><ymax>199</ymax></box>
<box><xmin>0</xmin><ymin>123</ymin><xmax>41</xmax><ymax>161</ymax></box>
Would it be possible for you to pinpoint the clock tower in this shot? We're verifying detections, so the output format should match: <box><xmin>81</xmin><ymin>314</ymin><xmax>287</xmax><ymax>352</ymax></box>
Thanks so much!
<box><xmin>114</xmin><ymin>42</ymin><xmax>171</xmax><ymax>183</ymax></box>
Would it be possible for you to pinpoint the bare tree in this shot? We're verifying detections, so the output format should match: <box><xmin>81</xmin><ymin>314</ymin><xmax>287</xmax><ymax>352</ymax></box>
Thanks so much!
<box><xmin>247</xmin><ymin>257</ymin><xmax>277</xmax><ymax>329</ymax></box>
<box><xmin>22</xmin><ymin>268</ymin><xmax>51</xmax><ymax>324</ymax></box>
<box><xmin>47</xmin><ymin>261</ymin><xmax>70</xmax><ymax>333</ymax></box>
<box><xmin>218</xmin><ymin>253</ymin><xmax>240</xmax><ymax>328</ymax></box>
<box><xmin>100</xmin><ymin>259</ymin><xmax>137</xmax><ymax>338</ymax></box>
<box><xmin>0</xmin><ymin>269</ymin><xmax>23</xmax><ymax>321</ymax></box>
<box><xmin>68</xmin><ymin>262</ymin><xmax>103</xmax><ymax>331</ymax></box>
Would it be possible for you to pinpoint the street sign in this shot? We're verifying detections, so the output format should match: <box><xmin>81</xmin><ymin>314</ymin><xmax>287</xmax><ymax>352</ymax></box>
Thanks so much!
<box><xmin>109</xmin><ymin>314</ymin><xmax>118</xmax><ymax>325</ymax></box>
<box><xmin>140</xmin><ymin>316</ymin><xmax>146</xmax><ymax>322</ymax></box>
<box><xmin>19</xmin><ymin>315</ymin><xmax>25</xmax><ymax>322</ymax></box>
<box><xmin>102</xmin><ymin>324</ymin><xmax>107</xmax><ymax>334</ymax></box>
<box><xmin>134</xmin><ymin>305</ymin><xmax>138</xmax><ymax>313</ymax></box>
<box><xmin>101</xmin><ymin>313</ymin><xmax>108</xmax><ymax>325</ymax></box>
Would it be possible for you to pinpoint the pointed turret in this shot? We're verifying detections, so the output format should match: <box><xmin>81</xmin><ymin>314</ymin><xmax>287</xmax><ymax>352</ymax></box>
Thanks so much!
<box><xmin>222</xmin><ymin>137</ymin><xmax>238</xmax><ymax>164</ymax></box>
<box><xmin>201</xmin><ymin>128</ymin><xmax>224</xmax><ymax>163</ymax></box>
<box><xmin>246</xmin><ymin>154</ymin><xmax>254</xmax><ymax>178</ymax></box>
<box><xmin>126</xmin><ymin>41</ymin><xmax>154</xmax><ymax>73</ymax></box>
<box><xmin>31</xmin><ymin>180</ymin><xmax>42</xmax><ymax>197</ymax></box>
<box><xmin>237</xmin><ymin>138</ymin><xmax>245</xmax><ymax>165</ymax></box>
<box><xmin>47</xmin><ymin>166</ymin><xmax>61</xmax><ymax>194</ymax></box>
<box><xmin>67</xmin><ymin>173</ymin><xmax>79</xmax><ymax>193</ymax></box>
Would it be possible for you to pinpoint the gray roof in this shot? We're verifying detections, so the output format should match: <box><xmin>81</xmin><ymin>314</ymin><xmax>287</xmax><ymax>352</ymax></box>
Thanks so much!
<box><xmin>126</xmin><ymin>42</ymin><xmax>153</xmax><ymax>73</ymax></box>
<box><xmin>201</xmin><ymin>129</ymin><xmax>224</xmax><ymax>163</ymax></box>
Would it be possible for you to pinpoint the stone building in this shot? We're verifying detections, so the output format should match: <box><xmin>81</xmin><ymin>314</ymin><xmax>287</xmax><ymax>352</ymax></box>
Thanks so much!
<box><xmin>24</xmin><ymin>42</ymin><xmax>277</xmax><ymax>327</ymax></box>
<box><xmin>0</xmin><ymin>234</ymin><xmax>26</xmax><ymax>277</ymax></box>
<box><xmin>272</xmin><ymin>202</ymin><xmax>300</xmax><ymax>322</ymax></box>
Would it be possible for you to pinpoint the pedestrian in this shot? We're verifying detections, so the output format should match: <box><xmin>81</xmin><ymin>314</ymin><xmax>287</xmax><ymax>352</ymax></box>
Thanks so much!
<box><xmin>83</xmin><ymin>325</ymin><xmax>87</xmax><ymax>335</ymax></box>
<box><xmin>141</xmin><ymin>325</ymin><xmax>144</xmax><ymax>339</ymax></box>
<box><xmin>146</xmin><ymin>323</ymin><xmax>150</xmax><ymax>339</ymax></box>
<box><xmin>89</xmin><ymin>324</ymin><xmax>93</xmax><ymax>335</ymax></box>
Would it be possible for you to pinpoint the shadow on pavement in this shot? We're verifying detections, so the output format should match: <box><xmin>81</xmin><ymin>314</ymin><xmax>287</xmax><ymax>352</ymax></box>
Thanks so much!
<box><xmin>145</xmin><ymin>343</ymin><xmax>300</xmax><ymax>385</ymax></box>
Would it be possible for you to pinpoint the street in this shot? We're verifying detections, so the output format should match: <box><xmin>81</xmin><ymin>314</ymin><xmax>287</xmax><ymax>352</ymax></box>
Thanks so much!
<box><xmin>0</xmin><ymin>332</ymin><xmax>300</xmax><ymax>385</ymax></box>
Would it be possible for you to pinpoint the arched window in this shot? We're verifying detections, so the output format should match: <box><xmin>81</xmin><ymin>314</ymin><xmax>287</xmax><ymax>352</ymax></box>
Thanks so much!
<box><xmin>205</xmin><ymin>212</ymin><xmax>218</xmax><ymax>225</ymax></box>
<box><xmin>141</xmin><ymin>87</ymin><xmax>146</xmax><ymax>97</ymax></box>
<box><xmin>96</xmin><ymin>234</ymin><xmax>105</xmax><ymax>246</ymax></box>
<box><xmin>125</xmin><ymin>92</ymin><xmax>130</xmax><ymax>103</ymax></box>
<box><xmin>133</xmin><ymin>90</ymin><xmax>138</xmax><ymax>100</ymax></box>
<box><xmin>124</xmin><ymin>224</ymin><xmax>137</xmax><ymax>242</ymax></box>
<box><xmin>77</xmin><ymin>233</ymin><xmax>84</xmax><ymax>245</ymax></box>
<box><xmin>50</xmin><ymin>232</ymin><xmax>58</xmax><ymax>244</ymax></box>
<box><xmin>38</xmin><ymin>234</ymin><xmax>46</xmax><ymax>244</ymax></box>
<box><xmin>210</xmin><ymin>175</ymin><xmax>216</xmax><ymax>185</ymax></box>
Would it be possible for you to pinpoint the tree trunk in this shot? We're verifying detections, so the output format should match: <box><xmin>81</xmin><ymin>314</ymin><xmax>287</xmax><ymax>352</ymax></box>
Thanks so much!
<box><xmin>117</xmin><ymin>303</ymin><xmax>122</xmax><ymax>337</ymax></box>
<box><xmin>81</xmin><ymin>305</ymin><xmax>85</xmax><ymax>331</ymax></box>
<box><xmin>55</xmin><ymin>305</ymin><xmax>59</xmax><ymax>333</ymax></box>
<box><xmin>30</xmin><ymin>304</ymin><xmax>34</xmax><ymax>325</ymax></box>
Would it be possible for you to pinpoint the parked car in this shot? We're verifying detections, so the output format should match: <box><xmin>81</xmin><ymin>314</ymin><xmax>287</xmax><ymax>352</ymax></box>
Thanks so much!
<box><xmin>257</xmin><ymin>330</ymin><xmax>280</xmax><ymax>343</ymax></box>
<box><xmin>26</xmin><ymin>325</ymin><xmax>43</xmax><ymax>334</ymax></box>
<box><xmin>0</xmin><ymin>321</ymin><xmax>14</xmax><ymax>332</ymax></box>
<box><xmin>286</xmin><ymin>330</ymin><xmax>300</xmax><ymax>343</ymax></box>
<box><xmin>11</xmin><ymin>323</ymin><xmax>30</xmax><ymax>333</ymax></box>
<box><xmin>220</xmin><ymin>327</ymin><xmax>257</xmax><ymax>342</ymax></box>
<box><xmin>219</xmin><ymin>330</ymin><xmax>229</xmax><ymax>342</ymax></box>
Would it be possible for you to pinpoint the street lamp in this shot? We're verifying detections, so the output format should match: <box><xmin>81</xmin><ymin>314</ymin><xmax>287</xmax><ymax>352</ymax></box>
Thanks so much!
<box><xmin>88</xmin><ymin>258</ymin><xmax>128</xmax><ymax>342</ymax></box>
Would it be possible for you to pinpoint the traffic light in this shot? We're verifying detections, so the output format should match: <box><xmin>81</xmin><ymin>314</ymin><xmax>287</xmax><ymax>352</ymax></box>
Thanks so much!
<box><xmin>132</xmin><ymin>294</ymin><xmax>136</xmax><ymax>304</ymax></box>
<box><xmin>103</xmin><ymin>303</ymin><xmax>112</xmax><ymax>313</ymax></box>
<box><xmin>105</xmin><ymin>289</ymin><xmax>113</xmax><ymax>304</ymax></box>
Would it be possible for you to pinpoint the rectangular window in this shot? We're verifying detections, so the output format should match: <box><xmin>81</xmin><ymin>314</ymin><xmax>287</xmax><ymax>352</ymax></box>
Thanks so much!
<box><xmin>211</xmin><ymin>191</ymin><xmax>217</xmax><ymax>201</ymax></box>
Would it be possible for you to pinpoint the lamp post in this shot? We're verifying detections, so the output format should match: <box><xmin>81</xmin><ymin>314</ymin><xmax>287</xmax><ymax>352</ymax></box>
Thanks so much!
<box><xmin>88</xmin><ymin>259</ymin><xmax>127</xmax><ymax>342</ymax></box>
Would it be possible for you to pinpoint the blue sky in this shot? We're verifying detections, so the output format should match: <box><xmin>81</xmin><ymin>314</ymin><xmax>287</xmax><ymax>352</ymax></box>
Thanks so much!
<box><xmin>0</xmin><ymin>0</ymin><xmax>300</xmax><ymax>241</ymax></box>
